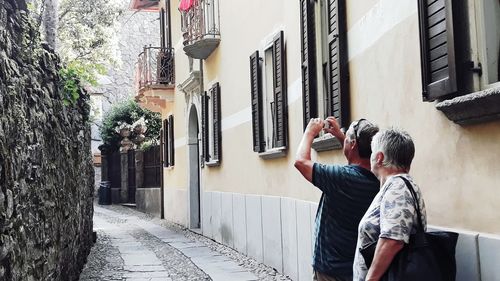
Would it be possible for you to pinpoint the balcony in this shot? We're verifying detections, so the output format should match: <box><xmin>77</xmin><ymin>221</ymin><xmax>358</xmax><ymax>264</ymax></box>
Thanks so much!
<box><xmin>129</xmin><ymin>0</ymin><xmax>160</xmax><ymax>11</ymax></box>
<box><xmin>135</xmin><ymin>46</ymin><xmax>175</xmax><ymax>109</ymax></box>
<box><xmin>180</xmin><ymin>0</ymin><xmax>220</xmax><ymax>59</ymax></box>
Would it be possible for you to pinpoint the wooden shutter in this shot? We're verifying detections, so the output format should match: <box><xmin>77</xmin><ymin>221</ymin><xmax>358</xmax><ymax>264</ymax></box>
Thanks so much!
<box><xmin>272</xmin><ymin>31</ymin><xmax>288</xmax><ymax>148</ymax></box>
<box><xmin>418</xmin><ymin>0</ymin><xmax>460</xmax><ymax>101</ymax></box>
<box><xmin>325</xmin><ymin>0</ymin><xmax>349</xmax><ymax>128</ymax></box>
<box><xmin>300</xmin><ymin>0</ymin><xmax>318</xmax><ymax>130</ymax></box>
<box><xmin>211</xmin><ymin>83</ymin><xmax>222</xmax><ymax>161</ymax></box>
<box><xmin>163</xmin><ymin>119</ymin><xmax>169</xmax><ymax>167</ymax></box>
<box><xmin>167</xmin><ymin>115</ymin><xmax>175</xmax><ymax>166</ymax></box>
<box><xmin>201</xmin><ymin>91</ymin><xmax>210</xmax><ymax>162</ymax></box>
<box><xmin>160</xmin><ymin>128</ymin><xmax>165</xmax><ymax>167</ymax></box>
<box><xmin>250</xmin><ymin>51</ymin><xmax>265</xmax><ymax>152</ymax></box>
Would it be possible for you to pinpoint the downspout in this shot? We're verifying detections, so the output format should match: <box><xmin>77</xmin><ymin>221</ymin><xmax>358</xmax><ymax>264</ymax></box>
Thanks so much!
<box><xmin>198</xmin><ymin>58</ymin><xmax>204</xmax><ymax>228</ymax></box>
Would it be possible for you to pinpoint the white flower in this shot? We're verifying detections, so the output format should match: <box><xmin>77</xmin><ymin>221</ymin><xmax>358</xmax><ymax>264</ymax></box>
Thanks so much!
<box><xmin>114</xmin><ymin>122</ymin><xmax>132</xmax><ymax>134</ymax></box>
<box><xmin>132</xmin><ymin>117</ymin><xmax>148</xmax><ymax>133</ymax></box>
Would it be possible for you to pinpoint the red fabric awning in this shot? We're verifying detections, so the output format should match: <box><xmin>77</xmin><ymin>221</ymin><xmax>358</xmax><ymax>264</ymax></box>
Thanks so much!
<box><xmin>179</xmin><ymin>0</ymin><xmax>195</xmax><ymax>11</ymax></box>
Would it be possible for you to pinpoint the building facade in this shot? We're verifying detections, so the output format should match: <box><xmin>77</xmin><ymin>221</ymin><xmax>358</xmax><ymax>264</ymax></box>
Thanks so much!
<box><xmin>134</xmin><ymin>0</ymin><xmax>500</xmax><ymax>280</ymax></box>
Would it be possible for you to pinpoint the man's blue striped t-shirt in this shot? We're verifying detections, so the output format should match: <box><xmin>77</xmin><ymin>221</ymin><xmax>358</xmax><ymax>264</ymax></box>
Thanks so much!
<box><xmin>311</xmin><ymin>163</ymin><xmax>379</xmax><ymax>277</ymax></box>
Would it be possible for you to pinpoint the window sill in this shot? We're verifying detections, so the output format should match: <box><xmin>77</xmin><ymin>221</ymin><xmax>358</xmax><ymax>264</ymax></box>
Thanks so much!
<box><xmin>436</xmin><ymin>86</ymin><xmax>500</xmax><ymax>125</ymax></box>
<box><xmin>205</xmin><ymin>160</ymin><xmax>220</xmax><ymax>167</ymax></box>
<box><xmin>258</xmin><ymin>147</ymin><xmax>287</xmax><ymax>160</ymax></box>
<box><xmin>312</xmin><ymin>133</ymin><xmax>342</xmax><ymax>152</ymax></box>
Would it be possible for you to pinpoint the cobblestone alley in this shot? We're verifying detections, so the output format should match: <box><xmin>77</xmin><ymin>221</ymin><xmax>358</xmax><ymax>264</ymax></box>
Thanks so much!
<box><xmin>79</xmin><ymin>205</ymin><xmax>292</xmax><ymax>281</ymax></box>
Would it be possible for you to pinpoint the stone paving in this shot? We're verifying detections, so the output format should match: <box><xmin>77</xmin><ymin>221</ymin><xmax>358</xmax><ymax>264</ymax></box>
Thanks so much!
<box><xmin>80</xmin><ymin>205</ymin><xmax>292</xmax><ymax>281</ymax></box>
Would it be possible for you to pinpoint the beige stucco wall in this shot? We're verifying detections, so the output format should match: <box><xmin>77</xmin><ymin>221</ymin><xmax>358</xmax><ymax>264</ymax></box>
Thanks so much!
<box><xmin>162</xmin><ymin>0</ymin><xmax>500</xmax><ymax>234</ymax></box>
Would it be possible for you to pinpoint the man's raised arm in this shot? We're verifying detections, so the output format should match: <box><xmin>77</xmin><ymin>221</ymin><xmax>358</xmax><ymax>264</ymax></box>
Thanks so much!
<box><xmin>294</xmin><ymin>118</ymin><xmax>324</xmax><ymax>182</ymax></box>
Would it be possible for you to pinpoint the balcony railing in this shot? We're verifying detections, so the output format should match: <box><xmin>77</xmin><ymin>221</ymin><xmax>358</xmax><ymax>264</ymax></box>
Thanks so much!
<box><xmin>135</xmin><ymin>46</ymin><xmax>175</xmax><ymax>92</ymax></box>
<box><xmin>181</xmin><ymin>0</ymin><xmax>220</xmax><ymax>59</ymax></box>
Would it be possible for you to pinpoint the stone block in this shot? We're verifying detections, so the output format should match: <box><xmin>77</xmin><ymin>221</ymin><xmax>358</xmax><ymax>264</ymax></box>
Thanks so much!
<box><xmin>232</xmin><ymin>193</ymin><xmax>247</xmax><ymax>255</ymax></box>
<box><xmin>281</xmin><ymin>198</ymin><xmax>298</xmax><ymax>280</ymax></box>
<box><xmin>212</xmin><ymin>192</ymin><xmax>223</xmax><ymax>243</ymax></box>
<box><xmin>202</xmin><ymin>191</ymin><xmax>213</xmax><ymax>239</ymax></box>
<box><xmin>455</xmin><ymin>231</ymin><xmax>480</xmax><ymax>281</ymax></box>
<box><xmin>262</xmin><ymin>196</ymin><xmax>283</xmax><ymax>273</ymax></box>
<box><xmin>221</xmin><ymin>192</ymin><xmax>234</xmax><ymax>248</ymax></box>
<box><xmin>297</xmin><ymin>200</ymin><xmax>313</xmax><ymax>281</ymax></box>
<box><xmin>245</xmin><ymin>194</ymin><xmax>264</xmax><ymax>263</ymax></box>
<box><xmin>478</xmin><ymin>234</ymin><xmax>500</xmax><ymax>281</ymax></box>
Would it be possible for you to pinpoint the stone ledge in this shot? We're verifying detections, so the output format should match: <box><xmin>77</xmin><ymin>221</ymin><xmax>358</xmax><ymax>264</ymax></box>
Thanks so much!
<box><xmin>205</xmin><ymin>160</ymin><xmax>220</xmax><ymax>167</ymax></box>
<box><xmin>312</xmin><ymin>134</ymin><xmax>342</xmax><ymax>152</ymax></box>
<box><xmin>436</xmin><ymin>87</ymin><xmax>500</xmax><ymax>125</ymax></box>
<box><xmin>258</xmin><ymin>147</ymin><xmax>287</xmax><ymax>159</ymax></box>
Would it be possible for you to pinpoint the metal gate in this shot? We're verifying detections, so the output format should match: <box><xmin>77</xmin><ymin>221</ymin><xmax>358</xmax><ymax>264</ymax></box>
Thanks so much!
<box><xmin>108</xmin><ymin>151</ymin><xmax>121</xmax><ymax>190</ymax></box>
<box><xmin>143</xmin><ymin>145</ymin><xmax>161</xmax><ymax>188</ymax></box>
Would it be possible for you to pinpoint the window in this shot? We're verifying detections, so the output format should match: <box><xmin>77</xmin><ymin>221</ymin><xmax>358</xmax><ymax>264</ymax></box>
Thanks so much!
<box><xmin>300</xmin><ymin>0</ymin><xmax>349</xmax><ymax>150</ymax></box>
<box><xmin>201</xmin><ymin>82</ymin><xmax>222</xmax><ymax>166</ymax></box>
<box><xmin>163</xmin><ymin>115</ymin><xmax>175</xmax><ymax>167</ymax></box>
<box><xmin>250</xmin><ymin>31</ymin><xmax>288</xmax><ymax>157</ymax></box>
<box><xmin>476</xmin><ymin>0</ymin><xmax>500</xmax><ymax>88</ymax></box>
<box><xmin>419</xmin><ymin>0</ymin><xmax>500</xmax><ymax>125</ymax></box>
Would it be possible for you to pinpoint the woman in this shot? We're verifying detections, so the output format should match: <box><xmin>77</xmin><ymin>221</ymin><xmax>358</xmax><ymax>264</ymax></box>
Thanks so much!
<box><xmin>353</xmin><ymin>129</ymin><xmax>427</xmax><ymax>281</ymax></box>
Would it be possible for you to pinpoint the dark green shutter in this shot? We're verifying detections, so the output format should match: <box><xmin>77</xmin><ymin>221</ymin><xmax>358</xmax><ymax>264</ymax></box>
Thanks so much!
<box><xmin>168</xmin><ymin>115</ymin><xmax>174</xmax><ymax>166</ymax></box>
<box><xmin>272</xmin><ymin>31</ymin><xmax>288</xmax><ymax>148</ymax></box>
<box><xmin>201</xmin><ymin>91</ymin><xmax>210</xmax><ymax>162</ymax></box>
<box><xmin>163</xmin><ymin>119</ymin><xmax>169</xmax><ymax>167</ymax></box>
<box><xmin>417</xmin><ymin>0</ymin><xmax>472</xmax><ymax>101</ymax></box>
<box><xmin>300</xmin><ymin>0</ymin><xmax>318</xmax><ymax>130</ymax></box>
<box><xmin>250</xmin><ymin>51</ymin><xmax>265</xmax><ymax>152</ymax></box>
<box><xmin>212</xmin><ymin>83</ymin><xmax>222</xmax><ymax>161</ymax></box>
<box><xmin>325</xmin><ymin>0</ymin><xmax>349</xmax><ymax>128</ymax></box>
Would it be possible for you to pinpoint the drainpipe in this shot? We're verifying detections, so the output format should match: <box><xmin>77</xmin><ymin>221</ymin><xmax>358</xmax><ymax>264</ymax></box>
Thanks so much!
<box><xmin>199</xmin><ymin>58</ymin><xmax>204</xmax><ymax>229</ymax></box>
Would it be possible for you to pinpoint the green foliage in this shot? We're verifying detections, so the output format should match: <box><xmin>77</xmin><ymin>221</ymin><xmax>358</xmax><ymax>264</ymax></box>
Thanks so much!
<box><xmin>59</xmin><ymin>61</ymin><xmax>106</xmax><ymax>105</ymax></box>
<box><xmin>139</xmin><ymin>140</ymin><xmax>155</xmax><ymax>151</ymax></box>
<box><xmin>100</xmin><ymin>100</ymin><xmax>161</xmax><ymax>152</ymax></box>
<box><xmin>59</xmin><ymin>66</ymin><xmax>81</xmax><ymax>105</ymax></box>
<box><xmin>57</xmin><ymin>0</ymin><xmax>124</xmax><ymax>67</ymax></box>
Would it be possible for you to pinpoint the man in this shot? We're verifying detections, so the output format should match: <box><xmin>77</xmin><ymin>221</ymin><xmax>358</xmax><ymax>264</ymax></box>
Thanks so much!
<box><xmin>294</xmin><ymin>117</ymin><xmax>380</xmax><ymax>281</ymax></box>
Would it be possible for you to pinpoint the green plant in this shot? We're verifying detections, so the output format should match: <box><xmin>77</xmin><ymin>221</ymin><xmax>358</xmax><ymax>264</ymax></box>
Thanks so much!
<box><xmin>100</xmin><ymin>100</ymin><xmax>161</xmax><ymax>152</ymax></box>
<box><xmin>59</xmin><ymin>61</ymin><xmax>105</xmax><ymax>105</ymax></box>
<box><xmin>139</xmin><ymin>140</ymin><xmax>156</xmax><ymax>151</ymax></box>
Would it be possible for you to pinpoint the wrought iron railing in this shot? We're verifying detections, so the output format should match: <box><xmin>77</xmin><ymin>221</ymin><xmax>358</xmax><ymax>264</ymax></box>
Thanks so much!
<box><xmin>181</xmin><ymin>0</ymin><xmax>220</xmax><ymax>46</ymax></box>
<box><xmin>136</xmin><ymin>46</ymin><xmax>175</xmax><ymax>91</ymax></box>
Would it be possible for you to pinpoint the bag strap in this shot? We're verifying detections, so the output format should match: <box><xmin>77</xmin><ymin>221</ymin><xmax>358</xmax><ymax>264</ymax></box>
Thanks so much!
<box><xmin>396</xmin><ymin>176</ymin><xmax>425</xmax><ymax>232</ymax></box>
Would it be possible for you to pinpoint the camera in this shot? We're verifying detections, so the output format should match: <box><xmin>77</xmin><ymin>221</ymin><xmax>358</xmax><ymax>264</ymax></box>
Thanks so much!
<box><xmin>323</xmin><ymin>120</ymin><xmax>330</xmax><ymax>129</ymax></box>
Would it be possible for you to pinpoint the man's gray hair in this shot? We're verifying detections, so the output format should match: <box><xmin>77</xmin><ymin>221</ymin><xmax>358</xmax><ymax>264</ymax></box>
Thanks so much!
<box><xmin>371</xmin><ymin>128</ymin><xmax>415</xmax><ymax>170</ymax></box>
<box><xmin>346</xmin><ymin>120</ymin><xmax>379</xmax><ymax>158</ymax></box>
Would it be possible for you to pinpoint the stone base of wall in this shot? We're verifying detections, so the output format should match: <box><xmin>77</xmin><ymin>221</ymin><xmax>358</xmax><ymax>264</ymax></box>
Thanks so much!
<box><xmin>136</xmin><ymin>188</ymin><xmax>161</xmax><ymax>217</ymax></box>
<box><xmin>164</xmin><ymin>188</ymin><xmax>187</xmax><ymax>225</ymax></box>
<box><xmin>196</xmin><ymin>191</ymin><xmax>500</xmax><ymax>281</ymax></box>
<box><xmin>200</xmin><ymin>191</ymin><xmax>316</xmax><ymax>281</ymax></box>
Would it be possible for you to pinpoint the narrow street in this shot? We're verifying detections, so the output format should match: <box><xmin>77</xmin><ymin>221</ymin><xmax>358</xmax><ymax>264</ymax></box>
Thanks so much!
<box><xmin>80</xmin><ymin>205</ymin><xmax>292</xmax><ymax>281</ymax></box>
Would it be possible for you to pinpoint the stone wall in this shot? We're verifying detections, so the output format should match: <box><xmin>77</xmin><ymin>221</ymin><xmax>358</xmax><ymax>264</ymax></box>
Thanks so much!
<box><xmin>0</xmin><ymin>1</ymin><xmax>94</xmax><ymax>280</ymax></box>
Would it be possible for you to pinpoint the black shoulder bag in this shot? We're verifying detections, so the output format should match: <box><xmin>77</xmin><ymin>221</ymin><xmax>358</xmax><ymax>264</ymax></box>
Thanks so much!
<box><xmin>360</xmin><ymin>176</ymin><xmax>459</xmax><ymax>281</ymax></box>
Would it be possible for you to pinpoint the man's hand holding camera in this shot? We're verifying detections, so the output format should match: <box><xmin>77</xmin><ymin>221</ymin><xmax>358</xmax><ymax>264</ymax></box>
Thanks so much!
<box><xmin>305</xmin><ymin>116</ymin><xmax>345</xmax><ymax>141</ymax></box>
<box><xmin>323</xmin><ymin>116</ymin><xmax>345</xmax><ymax>140</ymax></box>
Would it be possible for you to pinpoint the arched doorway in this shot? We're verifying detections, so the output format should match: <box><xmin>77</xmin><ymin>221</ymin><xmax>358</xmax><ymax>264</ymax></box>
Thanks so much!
<box><xmin>187</xmin><ymin>104</ymin><xmax>201</xmax><ymax>229</ymax></box>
